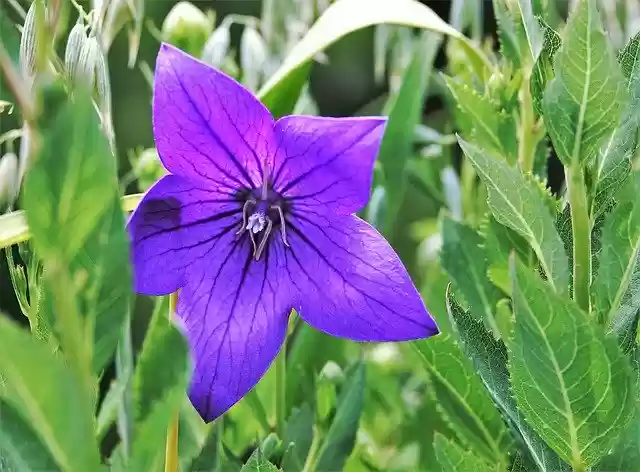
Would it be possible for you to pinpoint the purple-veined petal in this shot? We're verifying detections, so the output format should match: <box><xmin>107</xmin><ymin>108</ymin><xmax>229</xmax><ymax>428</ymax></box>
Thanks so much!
<box><xmin>178</xmin><ymin>235</ymin><xmax>292</xmax><ymax>422</ymax></box>
<box><xmin>127</xmin><ymin>174</ymin><xmax>242</xmax><ymax>295</ymax></box>
<box><xmin>271</xmin><ymin>116</ymin><xmax>387</xmax><ymax>214</ymax></box>
<box><xmin>284</xmin><ymin>212</ymin><xmax>438</xmax><ymax>341</ymax></box>
<box><xmin>153</xmin><ymin>43</ymin><xmax>274</xmax><ymax>191</ymax></box>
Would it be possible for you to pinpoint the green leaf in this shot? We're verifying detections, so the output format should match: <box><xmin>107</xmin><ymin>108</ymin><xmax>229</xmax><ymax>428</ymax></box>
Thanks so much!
<box><xmin>412</xmin><ymin>337</ymin><xmax>512</xmax><ymax>467</ymax></box>
<box><xmin>240</xmin><ymin>448</ymin><xmax>279</xmax><ymax>472</ymax></box>
<box><xmin>593</xmin><ymin>186</ymin><xmax>640</xmax><ymax>350</ymax></box>
<box><xmin>257</xmin><ymin>0</ymin><xmax>487</xmax><ymax>117</ymax></box>
<box><xmin>283</xmin><ymin>405</ymin><xmax>314</xmax><ymax>472</ymax></box>
<box><xmin>0</xmin><ymin>5</ymin><xmax>21</xmax><ymax>104</ymax></box>
<box><xmin>22</xmin><ymin>90</ymin><xmax>131</xmax><ymax>374</ymax></box>
<box><xmin>542</xmin><ymin>0</ymin><xmax>627</xmax><ymax>166</ymax></box>
<box><xmin>188</xmin><ymin>421</ymin><xmax>224</xmax><ymax>472</ymax></box>
<box><xmin>492</xmin><ymin>0</ymin><xmax>523</xmax><ymax>67</ymax></box>
<box><xmin>592</xmin><ymin>31</ymin><xmax>640</xmax><ymax>217</ymax></box>
<box><xmin>445</xmin><ymin>288</ymin><xmax>570</xmax><ymax>472</ymax></box>
<box><xmin>433</xmin><ymin>434</ymin><xmax>494</xmax><ymax>472</ymax></box>
<box><xmin>509</xmin><ymin>258</ymin><xmax>635</xmax><ymax>469</ymax></box>
<box><xmin>457</xmin><ymin>137</ymin><xmax>569</xmax><ymax>293</ymax></box>
<box><xmin>530</xmin><ymin>18</ymin><xmax>561</xmax><ymax>116</ymax></box>
<box><xmin>0</xmin><ymin>400</ymin><xmax>59</xmax><ymax>471</ymax></box>
<box><xmin>378</xmin><ymin>31</ymin><xmax>441</xmax><ymax>235</ymax></box>
<box><xmin>440</xmin><ymin>217</ymin><xmax>501</xmax><ymax>336</ymax></box>
<box><xmin>444</xmin><ymin>77</ymin><xmax>517</xmax><ymax>163</ymax></box>
<box><xmin>129</xmin><ymin>305</ymin><xmax>190</xmax><ymax>471</ymax></box>
<box><xmin>314</xmin><ymin>362</ymin><xmax>365</xmax><ymax>472</ymax></box>
<box><xmin>0</xmin><ymin>315</ymin><xmax>102</xmax><ymax>472</ymax></box>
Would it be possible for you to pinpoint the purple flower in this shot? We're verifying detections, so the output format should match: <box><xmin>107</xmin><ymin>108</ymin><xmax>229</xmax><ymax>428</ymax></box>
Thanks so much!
<box><xmin>128</xmin><ymin>44</ymin><xmax>438</xmax><ymax>422</ymax></box>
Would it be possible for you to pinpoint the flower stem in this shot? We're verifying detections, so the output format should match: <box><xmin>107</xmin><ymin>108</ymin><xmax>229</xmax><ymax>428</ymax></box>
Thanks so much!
<box><xmin>165</xmin><ymin>292</ymin><xmax>180</xmax><ymax>472</ymax></box>
<box><xmin>565</xmin><ymin>164</ymin><xmax>591</xmax><ymax>312</ymax></box>
<box><xmin>275</xmin><ymin>337</ymin><xmax>286</xmax><ymax>438</ymax></box>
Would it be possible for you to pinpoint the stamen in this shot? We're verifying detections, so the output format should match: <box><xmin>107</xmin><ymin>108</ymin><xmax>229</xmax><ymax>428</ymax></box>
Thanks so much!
<box><xmin>246</xmin><ymin>212</ymin><xmax>267</xmax><ymax>233</ymax></box>
<box><xmin>236</xmin><ymin>199</ymin><xmax>256</xmax><ymax>235</ymax></box>
<box><xmin>254</xmin><ymin>218</ymin><xmax>273</xmax><ymax>260</ymax></box>
<box><xmin>272</xmin><ymin>204</ymin><xmax>290</xmax><ymax>247</ymax></box>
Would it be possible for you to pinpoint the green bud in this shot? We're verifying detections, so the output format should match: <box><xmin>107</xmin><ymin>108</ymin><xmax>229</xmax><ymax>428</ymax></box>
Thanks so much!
<box><xmin>64</xmin><ymin>17</ymin><xmax>87</xmax><ymax>80</ymax></box>
<box><xmin>202</xmin><ymin>23</ymin><xmax>230</xmax><ymax>67</ymax></box>
<box><xmin>162</xmin><ymin>2</ymin><xmax>212</xmax><ymax>56</ymax></box>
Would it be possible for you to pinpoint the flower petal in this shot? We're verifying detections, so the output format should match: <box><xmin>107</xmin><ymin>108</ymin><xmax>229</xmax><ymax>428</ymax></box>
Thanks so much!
<box><xmin>153</xmin><ymin>43</ymin><xmax>274</xmax><ymax>191</ymax></box>
<box><xmin>272</xmin><ymin>116</ymin><xmax>387</xmax><ymax>214</ymax></box>
<box><xmin>127</xmin><ymin>174</ymin><xmax>242</xmax><ymax>295</ymax></box>
<box><xmin>284</xmin><ymin>212</ymin><xmax>438</xmax><ymax>341</ymax></box>
<box><xmin>178</xmin><ymin>236</ymin><xmax>292</xmax><ymax>422</ymax></box>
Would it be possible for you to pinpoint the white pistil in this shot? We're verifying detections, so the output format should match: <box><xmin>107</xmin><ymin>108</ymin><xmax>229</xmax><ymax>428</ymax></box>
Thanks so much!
<box><xmin>246</xmin><ymin>211</ymin><xmax>267</xmax><ymax>233</ymax></box>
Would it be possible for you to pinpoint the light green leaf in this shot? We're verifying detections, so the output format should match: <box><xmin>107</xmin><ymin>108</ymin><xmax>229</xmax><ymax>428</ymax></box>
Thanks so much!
<box><xmin>314</xmin><ymin>362</ymin><xmax>365</xmax><ymax>472</ymax></box>
<box><xmin>412</xmin><ymin>337</ymin><xmax>511</xmax><ymax>467</ymax></box>
<box><xmin>257</xmin><ymin>0</ymin><xmax>488</xmax><ymax>117</ymax></box>
<box><xmin>434</xmin><ymin>434</ymin><xmax>495</xmax><ymax>472</ymax></box>
<box><xmin>542</xmin><ymin>0</ymin><xmax>627</xmax><ymax>166</ymax></box>
<box><xmin>377</xmin><ymin>31</ymin><xmax>441</xmax><ymax>235</ymax></box>
<box><xmin>530</xmin><ymin>18</ymin><xmax>561</xmax><ymax>116</ymax></box>
<box><xmin>446</xmin><ymin>289</ymin><xmax>570</xmax><ymax>471</ymax></box>
<box><xmin>492</xmin><ymin>0</ymin><xmax>523</xmax><ymax>67</ymax></box>
<box><xmin>444</xmin><ymin>77</ymin><xmax>517</xmax><ymax>163</ymax></box>
<box><xmin>0</xmin><ymin>315</ymin><xmax>102</xmax><ymax>472</ymax></box>
<box><xmin>0</xmin><ymin>400</ymin><xmax>58</xmax><ymax>471</ymax></box>
<box><xmin>440</xmin><ymin>217</ymin><xmax>501</xmax><ymax>336</ymax></box>
<box><xmin>593</xmin><ymin>186</ymin><xmax>640</xmax><ymax>350</ymax></box>
<box><xmin>592</xmin><ymin>31</ymin><xmax>640</xmax><ymax>217</ymax></box>
<box><xmin>129</xmin><ymin>305</ymin><xmax>190</xmax><ymax>472</ymax></box>
<box><xmin>509</xmin><ymin>259</ymin><xmax>635</xmax><ymax>469</ymax></box>
<box><xmin>457</xmin><ymin>137</ymin><xmax>568</xmax><ymax>293</ymax></box>
<box><xmin>240</xmin><ymin>448</ymin><xmax>279</xmax><ymax>472</ymax></box>
<box><xmin>516</xmin><ymin>0</ymin><xmax>543</xmax><ymax>61</ymax></box>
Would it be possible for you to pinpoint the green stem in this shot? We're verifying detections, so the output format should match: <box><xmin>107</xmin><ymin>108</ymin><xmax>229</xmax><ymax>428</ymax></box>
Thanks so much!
<box><xmin>566</xmin><ymin>164</ymin><xmax>591</xmax><ymax>312</ymax></box>
<box><xmin>275</xmin><ymin>337</ymin><xmax>286</xmax><ymax>438</ymax></box>
<box><xmin>518</xmin><ymin>70</ymin><xmax>536</xmax><ymax>174</ymax></box>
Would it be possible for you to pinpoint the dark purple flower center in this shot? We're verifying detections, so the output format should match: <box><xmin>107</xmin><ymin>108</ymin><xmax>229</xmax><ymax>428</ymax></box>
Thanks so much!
<box><xmin>236</xmin><ymin>178</ymin><xmax>290</xmax><ymax>260</ymax></box>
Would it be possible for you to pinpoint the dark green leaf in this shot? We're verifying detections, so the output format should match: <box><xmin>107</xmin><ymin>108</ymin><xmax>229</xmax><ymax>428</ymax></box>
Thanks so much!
<box><xmin>283</xmin><ymin>405</ymin><xmax>314</xmax><ymax>472</ymax></box>
<box><xmin>0</xmin><ymin>315</ymin><xmax>102</xmax><ymax>471</ymax></box>
<box><xmin>433</xmin><ymin>434</ymin><xmax>494</xmax><ymax>472</ymax></box>
<box><xmin>458</xmin><ymin>137</ymin><xmax>569</xmax><ymax>293</ymax></box>
<box><xmin>542</xmin><ymin>0</ymin><xmax>627</xmax><ymax>166</ymax></box>
<box><xmin>509</xmin><ymin>258</ymin><xmax>635</xmax><ymax>469</ymax></box>
<box><xmin>530</xmin><ymin>18</ymin><xmax>561</xmax><ymax>116</ymax></box>
<box><xmin>0</xmin><ymin>5</ymin><xmax>21</xmax><ymax>104</ymax></box>
<box><xmin>446</xmin><ymin>289</ymin><xmax>570</xmax><ymax>471</ymax></box>
<box><xmin>188</xmin><ymin>422</ymin><xmax>224</xmax><ymax>472</ymax></box>
<box><xmin>240</xmin><ymin>448</ymin><xmax>279</xmax><ymax>472</ymax></box>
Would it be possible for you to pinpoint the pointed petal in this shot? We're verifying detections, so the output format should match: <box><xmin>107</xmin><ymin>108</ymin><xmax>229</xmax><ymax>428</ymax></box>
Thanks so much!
<box><xmin>127</xmin><ymin>174</ymin><xmax>242</xmax><ymax>295</ymax></box>
<box><xmin>178</xmin><ymin>237</ymin><xmax>292</xmax><ymax>422</ymax></box>
<box><xmin>285</xmin><ymin>213</ymin><xmax>438</xmax><ymax>341</ymax></box>
<box><xmin>272</xmin><ymin>116</ymin><xmax>387</xmax><ymax>214</ymax></box>
<box><xmin>153</xmin><ymin>43</ymin><xmax>274</xmax><ymax>191</ymax></box>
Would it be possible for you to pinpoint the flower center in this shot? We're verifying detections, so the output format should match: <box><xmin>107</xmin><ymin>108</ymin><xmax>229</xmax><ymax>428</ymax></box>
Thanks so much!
<box><xmin>237</xmin><ymin>196</ymin><xmax>289</xmax><ymax>261</ymax></box>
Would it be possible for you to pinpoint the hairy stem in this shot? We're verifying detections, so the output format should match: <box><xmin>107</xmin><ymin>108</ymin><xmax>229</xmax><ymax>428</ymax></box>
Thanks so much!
<box><xmin>165</xmin><ymin>292</ymin><xmax>180</xmax><ymax>472</ymax></box>
<box><xmin>566</xmin><ymin>164</ymin><xmax>591</xmax><ymax>312</ymax></box>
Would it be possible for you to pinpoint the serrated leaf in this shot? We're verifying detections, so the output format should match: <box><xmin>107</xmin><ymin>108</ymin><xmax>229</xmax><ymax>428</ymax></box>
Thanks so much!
<box><xmin>492</xmin><ymin>0</ymin><xmax>523</xmax><ymax>67</ymax></box>
<box><xmin>240</xmin><ymin>448</ymin><xmax>279</xmax><ymax>471</ymax></box>
<box><xmin>433</xmin><ymin>434</ymin><xmax>494</xmax><ymax>472</ymax></box>
<box><xmin>445</xmin><ymin>77</ymin><xmax>517</xmax><ymax>163</ymax></box>
<box><xmin>0</xmin><ymin>315</ymin><xmax>102</xmax><ymax>472</ymax></box>
<box><xmin>412</xmin><ymin>336</ymin><xmax>512</xmax><ymax>467</ymax></box>
<box><xmin>440</xmin><ymin>217</ymin><xmax>501</xmax><ymax>336</ymax></box>
<box><xmin>531</xmin><ymin>18</ymin><xmax>561</xmax><ymax>116</ymax></box>
<box><xmin>0</xmin><ymin>400</ymin><xmax>58</xmax><ymax>471</ymax></box>
<box><xmin>509</xmin><ymin>259</ymin><xmax>635</xmax><ymax>469</ymax></box>
<box><xmin>593</xmin><ymin>186</ymin><xmax>640</xmax><ymax>350</ymax></box>
<box><xmin>458</xmin><ymin>137</ymin><xmax>569</xmax><ymax>293</ymax></box>
<box><xmin>282</xmin><ymin>405</ymin><xmax>314</xmax><ymax>472</ymax></box>
<box><xmin>314</xmin><ymin>362</ymin><xmax>365</xmax><ymax>472</ymax></box>
<box><xmin>446</xmin><ymin>289</ymin><xmax>570</xmax><ymax>471</ymax></box>
<box><xmin>592</xmin><ymin>31</ymin><xmax>640</xmax><ymax>217</ymax></box>
<box><xmin>516</xmin><ymin>0</ymin><xmax>544</xmax><ymax>61</ymax></box>
<box><xmin>542</xmin><ymin>0</ymin><xmax>627</xmax><ymax>166</ymax></box>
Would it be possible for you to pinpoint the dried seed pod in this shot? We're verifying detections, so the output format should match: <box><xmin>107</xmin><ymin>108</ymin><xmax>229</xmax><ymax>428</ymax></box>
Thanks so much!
<box><xmin>64</xmin><ymin>17</ymin><xmax>87</xmax><ymax>80</ymax></box>
<box><xmin>240</xmin><ymin>25</ymin><xmax>267</xmax><ymax>91</ymax></box>
<box><xmin>19</xmin><ymin>1</ymin><xmax>38</xmax><ymax>77</ymax></box>
<box><xmin>74</xmin><ymin>35</ymin><xmax>100</xmax><ymax>89</ymax></box>
<box><xmin>202</xmin><ymin>24</ymin><xmax>230</xmax><ymax>67</ymax></box>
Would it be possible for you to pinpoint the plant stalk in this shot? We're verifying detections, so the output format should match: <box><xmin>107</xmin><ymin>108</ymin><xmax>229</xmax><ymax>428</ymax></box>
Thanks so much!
<box><xmin>165</xmin><ymin>292</ymin><xmax>180</xmax><ymax>472</ymax></box>
<box><xmin>275</xmin><ymin>335</ymin><xmax>287</xmax><ymax>438</ymax></box>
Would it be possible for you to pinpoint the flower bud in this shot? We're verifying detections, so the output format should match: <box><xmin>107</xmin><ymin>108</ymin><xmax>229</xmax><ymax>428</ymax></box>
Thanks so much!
<box><xmin>75</xmin><ymin>36</ymin><xmax>100</xmax><ymax>89</ymax></box>
<box><xmin>64</xmin><ymin>17</ymin><xmax>87</xmax><ymax>80</ymax></box>
<box><xmin>240</xmin><ymin>25</ymin><xmax>268</xmax><ymax>91</ymax></box>
<box><xmin>162</xmin><ymin>2</ymin><xmax>212</xmax><ymax>56</ymax></box>
<box><xmin>202</xmin><ymin>23</ymin><xmax>230</xmax><ymax>67</ymax></box>
<box><xmin>0</xmin><ymin>152</ymin><xmax>19</xmax><ymax>205</ymax></box>
<box><xmin>19</xmin><ymin>1</ymin><xmax>38</xmax><ymax>77</ymax></box>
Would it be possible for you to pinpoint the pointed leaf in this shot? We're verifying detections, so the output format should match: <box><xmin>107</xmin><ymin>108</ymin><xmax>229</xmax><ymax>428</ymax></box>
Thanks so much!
<box><xmin>446</xmin><ymin>289</ymin><xmax>570</xmax><ymax>471</ymax></box>
<box><xmin>530</xmin><ymin>18</ymin><xmax>561</xmax><ymax>116</ymax></box>
<box><xmin>434</xmin><ymin>434</ymin><xmax>495</xmax><ymax>472</ymax></box>
<box><xmin>240</xmin><ymin>449</ymin><xmax>279</xmax><ymax>472</ymax></box>
<box><xmin>283</xmin><ymin>405</ymin><xmax>314</xmax><ymax>472</ymax></box>
<box><xmin>542</xmin><ymin>0</ymin><xmax>627</xmax><ymax>166</ymax></box>
<box><xmin>458</xmin><ymin>137</ymin><xmax>568</xmax><ymax>293</ymax></box>
<box><xmin>0</xmin><ymin>315</ymin><xmax>102</xmax><ymax>472</ymax></box>
<box><xmin>509</xmin><ymin>259</ymin><xmax>635</xmax><ymax>468</ymax></box>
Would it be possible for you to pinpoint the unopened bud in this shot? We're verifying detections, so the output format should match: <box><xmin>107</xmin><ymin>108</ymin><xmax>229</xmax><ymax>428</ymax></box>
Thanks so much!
<box><xmin>0</xmin><ymin>153</ymin><xmax>19</xmax><ymax>205</ymax></box>
<box><xmin>95</xmin><ymin>44</ymin><xmax>111</xmax><ymax>110</ymax></box>
<box><xmin>162</xmin><ymin>2</ymin><xmax>212</xmax><ymax>56</ymax></box>
<box><xmin>64</xmin><ymin>17</ymin><xmax>87</xmax><ymax>80</ymax></box>
<box><xmin>240</xmin><ymin>25</ymin><xmax>268</xmax><ymax>91</ymax></box>
<box><xmin>202</xmin><ymin>24</ymin><xmax>230</xmax><ymax>67</ymax></box>
<box><xmin>19</xmin><ymin>1</ymin><xmax>38</xmax><ymax>77</ymax></box>
<box><xmin>75</xmin><ymin>36</ymin><xmax>100</xmax><ymax>88</ymax></box>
